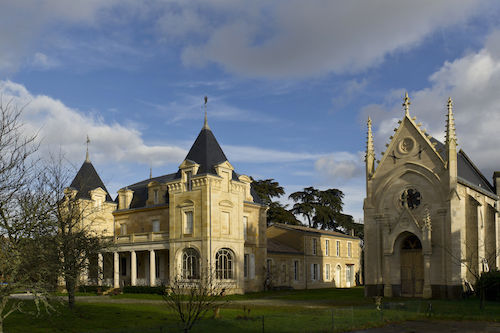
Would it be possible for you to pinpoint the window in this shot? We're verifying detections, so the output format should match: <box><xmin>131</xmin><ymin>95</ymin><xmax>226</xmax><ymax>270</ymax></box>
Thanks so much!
<box><xmin>243</xmin><ymin>216</ymin><xmax>248</xmax><ymax>241</ymax></box>
<box><xmin>182</xmin><ymin>248</ymin><xmax>200</xmax><ymax>279</ymax></box>
<box><xmin>120</xmin><ymin>223</ymin><xmax>127</xmax><ymax>236</ymax></box>
<box><xmin>152</xmin><ymin>220</ymin><xmax>160</xmax><ymax>232</ymax></box>
<box><xmin>184</xmin><ymin>211</ymin><xmax>193</xmax><ymax>234</ymax></box>
<box><xmin>336</xmin><ymin>240</ymin><xmax>340</xmax><ymax>257</ymax></box>
<box><xmin>154</xmin><ymin>189</ymin><xmax>159</xmax><ymax>204</ymax></box>
<box><xmin>311</xmin><ymin>263</ymin><xmax>319</xmax><ymax>281</ymax></box>
<box><xmin>325</xmin><ymin>239</ymin><xmax>329</xmax><ymax>256</ymax></box>
<box><xmin>221</xmin><ymin>211</ymin><xmax>230</xmax><ymax>234</ymax></box>
<box><xmin>216</xmin><ymin>248</ymin><xmax>234</xmax><ymax>279</ymax></box>
<box><xmin>312</xmin><ymin>238</ymin><xmax>317</xmax><ymax>255</ymax></box>
<box><xmin>244</xmin><ymin>254</ymin><xmax>249</xmax><ymax>278</ymax></box>
<box><xmin>186</xmin><ymin>171</ymin><xmax>192</xmax><ymax>191</ymax></box>
<box><xmin>346</xmin><ymin>265</ymin><xmax>354</xmax><ymax>287</ymax></box>
<box><xmin>266</xmin><ymin>259</ymin><xmax>272</xmax><ymax>277</ymax></box>
<box><xmin>347</xmin><ymin>242</ymin><xmax>352</xmax><ymax>257</ymax></box>
<box><xmin>294</xmin><ymin>260</ymin><xmax>299</xmax><ymax>281</ymax></box>
<box><xmin>325</xmin><ymin>264</ymin><xmax>330</xmax><ymax>281</ymax></box>
<box><xmin>281</xmin><ymin>264</ymin><xmax>287</xmax><ymax>283</ymax></box>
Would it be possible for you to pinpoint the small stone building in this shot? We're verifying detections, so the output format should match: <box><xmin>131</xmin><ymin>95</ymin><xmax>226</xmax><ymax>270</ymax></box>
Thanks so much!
<box><xmin>364</xmin><ymin>94</ymin><xmax>499</xmax><ymax>299</ymax></box>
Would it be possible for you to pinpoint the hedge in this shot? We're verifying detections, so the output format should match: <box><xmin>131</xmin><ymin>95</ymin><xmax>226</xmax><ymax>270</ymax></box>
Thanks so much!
<box><xmin>122</xmin><ymin>286</ymin><xmax>166</xmax><ymax>295</ymax></box>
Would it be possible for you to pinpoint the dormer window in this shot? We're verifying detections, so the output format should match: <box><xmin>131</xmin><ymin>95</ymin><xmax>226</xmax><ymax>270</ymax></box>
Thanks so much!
<box><xmin>186</xmin><ymin>171</ymin><xmax>192</xmax><ymax>191</ymax></box>
<box><xmin>154</xmin><ymin>189</ymin><xmax>159</xmax><ymax>204</ymax></box>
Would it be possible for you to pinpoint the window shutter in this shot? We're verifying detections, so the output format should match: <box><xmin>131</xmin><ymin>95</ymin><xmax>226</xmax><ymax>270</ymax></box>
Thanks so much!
<box><xmin>249</xmin><ymin>253</ymin><xmax>255</xmax><ymax>279</ymax></box>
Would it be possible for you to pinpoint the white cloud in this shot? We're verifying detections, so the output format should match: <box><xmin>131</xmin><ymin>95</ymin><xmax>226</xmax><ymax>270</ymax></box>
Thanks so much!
<box><xmin>364</xmin><ymin>32</ymin><xmax>500</xmax><ymax>178</ymax></box>
<box><xmin>179</xmin><ymin>0</ymin><xmax>485</xmax><ymax>78</ymax></box>
<box><xmin>30</xmin><ymin>52</ymin><xmax>59</xmax><ymax>70</ymax></box>
<box><xmin>0</xmin><ymin>80</ymin><xmax>186</xmax><ymax>167</ymax></box>
<box><xmin>314</xmin><ymin>152</ymin><xmax>363</xmax><ymax>184</ymax></box>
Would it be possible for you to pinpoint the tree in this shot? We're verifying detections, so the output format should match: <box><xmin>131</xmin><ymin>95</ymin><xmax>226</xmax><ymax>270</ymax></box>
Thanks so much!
<box><xmin>251</xmin><ymin>178</ymin><xmax>299</xmax><ymax>226</ymax></box>
<box><xmin>289</xmin><ymin>187</ymin><xmax>318</xmax><ymax>227</ymax></box>
<box><xmin>162</xmin><ymin>269</ymin><xmax>229</xmax><ymax>333</ymax></box>
<box><xmin>0</xmin><ymin>101</ymin><xmax>54</xmax><ymax>332</ymax></box>
<box><xmin>44</xmin><ymin>155</ymin><xmax>110</xmax><ymax>309</ymax></box>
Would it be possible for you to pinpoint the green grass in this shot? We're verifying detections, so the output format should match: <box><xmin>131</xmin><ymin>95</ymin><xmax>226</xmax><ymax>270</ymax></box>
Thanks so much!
<box><xmin>4</xmin><ymin>288</ymin><xmax>500</xmax><ymax>333</ymax></box>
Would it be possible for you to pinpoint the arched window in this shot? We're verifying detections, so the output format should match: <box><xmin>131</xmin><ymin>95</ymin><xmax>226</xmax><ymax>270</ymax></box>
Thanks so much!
<box><xmin>215</xmin><ymin>248</ymin><xmax>234</xmax><ymax>279</ymax></box>
<box><xmin>182</xmin><ymin>248</ymin><xmax>200</xmax><ymax>279</ymax></box>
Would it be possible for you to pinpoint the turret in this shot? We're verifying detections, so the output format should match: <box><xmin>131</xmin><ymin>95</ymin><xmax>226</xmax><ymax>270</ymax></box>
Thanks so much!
<box><xmin>493</xmin><ymin>171</ymin><xmax>500</xmax><ymax>196</ymax></box>
<box><xmin>445</xmin><ymin>97</ymin><xmax>458</xmax><ymax>188</ymax></box>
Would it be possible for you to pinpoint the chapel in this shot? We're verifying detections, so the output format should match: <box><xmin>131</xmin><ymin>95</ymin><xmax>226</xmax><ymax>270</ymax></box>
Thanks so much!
<box><xmin>363</xmin><ymin>93</ymin><xmax>499</xmax><ymax>298</ymax></box>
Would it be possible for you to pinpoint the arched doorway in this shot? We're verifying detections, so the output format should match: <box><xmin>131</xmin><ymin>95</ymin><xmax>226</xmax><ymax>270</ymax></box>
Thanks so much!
<box><xmin>400</xmin><ymin>234</ymin><xmax>423</xmax><ymax>297</ymax></box>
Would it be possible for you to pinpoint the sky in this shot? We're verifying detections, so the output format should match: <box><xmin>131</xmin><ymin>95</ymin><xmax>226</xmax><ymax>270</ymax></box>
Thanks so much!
<box><xmin>2</xmin><ymin>0</ymin><xmax>500</xmax><ymax>221</ymax></box>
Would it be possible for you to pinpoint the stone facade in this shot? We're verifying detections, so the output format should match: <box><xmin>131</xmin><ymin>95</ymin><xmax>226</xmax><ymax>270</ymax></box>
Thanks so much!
<box><xmin>364</xmin><ymin>94</ymin><xmax>500</xmax><ymax>299</ymax></box>
<box><xmin>266</xmin><ymin>224</ymin><xmax>361</xmax><ymax>290</ymax></box>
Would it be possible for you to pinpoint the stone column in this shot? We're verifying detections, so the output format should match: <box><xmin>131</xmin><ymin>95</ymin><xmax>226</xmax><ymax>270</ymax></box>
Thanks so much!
<box><xmin>113</xmin><ymin>252</ymin><xmax>120</xmax><ymax>288</ymax></box>
<box><xmin>97</xmin><ymin>253</ymin><xmax>104</xmax><ymax>286</ymax></box>
<box><xmin>383</xmin><ymin>254</ymin><xmax>392</xmax><ymax>297</ymax></box>
<box><xmin>149</xmin><ymin>250</ymin><xmax>156</xmax><ymax>287</ymax></box>
<box><xmin>423</xmin><ymin>253</ymin><xmax>432</xmax><ymax>298</ymax></box>
<box><xmin>131</xmin><ymin>251</ymin><xmax>137</xmax><ymax>286</ymax></box>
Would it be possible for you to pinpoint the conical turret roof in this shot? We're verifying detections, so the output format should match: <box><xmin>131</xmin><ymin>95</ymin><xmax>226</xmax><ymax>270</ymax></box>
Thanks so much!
<box><xmin>183</xmin><ymin>126</ymin><xmax>228</xmax><ymax>175</ymax></box>
<box><xmin>70</xmin><ymin>161</ymin><xmax>113</xmax><ymax>202</ymax></box>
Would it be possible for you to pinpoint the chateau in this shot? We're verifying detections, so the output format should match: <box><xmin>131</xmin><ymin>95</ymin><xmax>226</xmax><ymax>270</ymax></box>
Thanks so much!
<box><xmin>67</xmin><ymin>114</ymin><xmax>361</xmax><ymax>293</ymax></box>
<box><xmin>364</xmin><ymin>94</ymin><xmax>499</xmax><ymax>299</ymax></box>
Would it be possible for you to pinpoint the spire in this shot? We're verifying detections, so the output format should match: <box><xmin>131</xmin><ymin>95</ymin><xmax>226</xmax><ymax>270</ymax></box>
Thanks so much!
<box><xmin>85</xmin><ymin>135</ymin><xmax>90</xmax><ymax>162</ymax></box>
<box><xmin>203</xmin><ymin>96</ymin><xmax>210</xmax><ymax>130</ymax></box>
<box><xmin>445</xmin><ymin>97</ymin><xmax>457</xmax><ymax>146</ymax></box>
<box><xmin>149</xmin><ymin>165</ymin><xmax>152</xmax><ymax>179</ymax></box>
<box><xmin>366</xmin><ymin>117</ymin><xmax>375</xmax><ymax>178</ymax></box>
<box><xmin>402</xmin><ymin>92</ymin><xmax>411</xmax><ymax>117</ymax></box>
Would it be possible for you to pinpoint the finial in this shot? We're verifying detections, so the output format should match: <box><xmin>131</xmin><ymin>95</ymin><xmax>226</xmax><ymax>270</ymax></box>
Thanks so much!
<box><xmin>445</xmin><ymin>97</ymin><xmax>457</xmax><ymax>145</ymax></box>
<box><xmin>85</xmin><ymin>135</ymin><xmax>90</xmax><ymax>162</ymax></box>
<box><xmin>402</xmin><ymin>92</ymin><xmax>411</xmax><ymax>116</ymax></box>
<box><xmin>366</xmin><ymin>116</ymin><xmax>375</xmax><ymax>177</ymax></box>
<box><xmin>149</xmin><ymin>165</ymin><xmax>152</xmax><ymax>179</ymax></box>
<box><xmin>203</xmin><ymin>96</ymin><xmax>210</xmax><ymax>130</ymax></box>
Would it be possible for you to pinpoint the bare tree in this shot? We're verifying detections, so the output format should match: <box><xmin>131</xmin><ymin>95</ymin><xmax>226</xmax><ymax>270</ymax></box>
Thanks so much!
<box><xmin>162</xmin><ymin>268</ymin><xmax>229</xmax><ymax>333</ymax></box>
<box><xmin>0</xmin><ymin>101</ymin><xmax>55</xmax><ymax>332</ymax></box>
<box><xmin>43</xmin><ymin>153</ymin><xmax>110</xmax><ymax>309</ymax></box>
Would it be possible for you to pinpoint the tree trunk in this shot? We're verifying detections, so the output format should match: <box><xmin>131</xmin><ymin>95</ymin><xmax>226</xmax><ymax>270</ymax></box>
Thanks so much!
<box><xmin>66</xmin><ymin>278</ymin><xmax>76</xmax><ymax>309</ymax></box>
<box><xmin>0</xmin><ymin>318</ymin><xmax>4</xmax><ymax>333</ymax></box>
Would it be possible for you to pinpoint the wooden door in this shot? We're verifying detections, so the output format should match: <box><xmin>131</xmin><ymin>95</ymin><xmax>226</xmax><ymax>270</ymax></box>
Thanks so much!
<box><xmin>400</xmin><ymin>235</ymin><xmax>424</xmax><ymax>297</ymax></box>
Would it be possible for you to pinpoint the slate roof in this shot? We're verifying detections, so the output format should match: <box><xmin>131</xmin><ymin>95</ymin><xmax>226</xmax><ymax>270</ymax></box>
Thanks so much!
<box><xmin>267</xmin><ymin>238</ymin><xmax>303</xmax><ymax>254</ymax></box>
<box><xmin>270</xmin><ymin>223</ymin><xmax>359</xmax><ymax>240</ymax></box>
<box><xmin>70</xmin><ymin>161</ymin><xmax>113</xmax><ymax>202</ymax></box>
<box><xmin>430</xmin><ymin>138</ymin><xmax>496</xmax><ymax>197</ymax></box>
<box><xmin>182</xmin><ymin>127</ymin><xmax>228</xmax><ymax>176</ymax></box>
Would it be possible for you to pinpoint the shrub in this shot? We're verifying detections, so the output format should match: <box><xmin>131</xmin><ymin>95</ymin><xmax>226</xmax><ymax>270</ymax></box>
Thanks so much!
<box><xmin>476</xmin><ymin>270</ymin><xmax>500</xmax><ymax>302</ymax></box>
<box><xmin>122</xmin><ymin>286</ymin><xmax>165</xmax><ymax>295</ymax></box>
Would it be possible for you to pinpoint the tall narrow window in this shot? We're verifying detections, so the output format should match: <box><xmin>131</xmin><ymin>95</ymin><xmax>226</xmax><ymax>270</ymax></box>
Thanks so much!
<box><xmin>294</xmin><ymin>260</ymin><xmax>299</xmax><ymax>281</ymax></box>
<box><xmin>325</xmin><ymin>239</ymin><xmax>329</xmax><ymax>256</ymax></box>
<box><xmin>186</xmin><ymin>171</ymin><xmax>192</xmax><ymax>191</ymax></box>
<box><xmin>266</xmin><ymin>259</ymin><xmax>272</xmax><ymax>277</ymax></box>
<box><xmin>312</xmin><ymin>238</ymin><xmax>317</xmax><ymax>255</ymax></box>
<box><xmin>182</xmin><ymin>248</ymin><xmax>200</xmax><ymax>279</ymax></box>
<box><xmin>154</xmin><ymin>189</ymin><xmax>159</xmax><ymax>204</ymax></box>
<box><xmin>325</xmin><ymin>264</ymin><xmax>331</xmax><ymax>281</ymax></box>
<box><xmin>184</xmin><ymin>211</ymin><xmax>193</xmax><ymax>234</ymax></box>
<box><xmin>244</xmin><ymin>254</ymin><xmax>249</xmax><ymax>278</ymax></box>
<box><xmin>336</xmin><ymin>240</ymin><xmax>340</xmax><ymax>257</ymax></box>
<box><xmin>347</xmin><ymin>242</ymin><xmax>352</xmax><ymax>257</ymax></box>
<box><xmin>152</xmin><ymin>220</ymin><xmax>160</xmax><ymax>232</ymax></box>
<box><xmin>215</xmin><ymin>248</ymin><xmax>234</xmax><ymax>279</ymax></box>
<box><xmin>311</xmin><ymin>263</ymin><xmax>318</xmax><ymax>281</ymax></box>
<box><xmin>243</xmin><ymin>216</ymin><xmax>248</xmax><ymax>241</ymax></box>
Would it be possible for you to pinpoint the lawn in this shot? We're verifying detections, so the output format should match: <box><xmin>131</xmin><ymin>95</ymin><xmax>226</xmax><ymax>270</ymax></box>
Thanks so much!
<box><xmin>5</xmin><ymin>288</ymin><xmax>500</xmax><ymax>333</ymax></box>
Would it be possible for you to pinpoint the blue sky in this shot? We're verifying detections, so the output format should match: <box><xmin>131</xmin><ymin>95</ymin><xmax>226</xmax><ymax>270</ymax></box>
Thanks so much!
<box><xmin>2</xmin><ymin>0</ymin><xmax>500</xmax><ymax>220</ymax></box>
